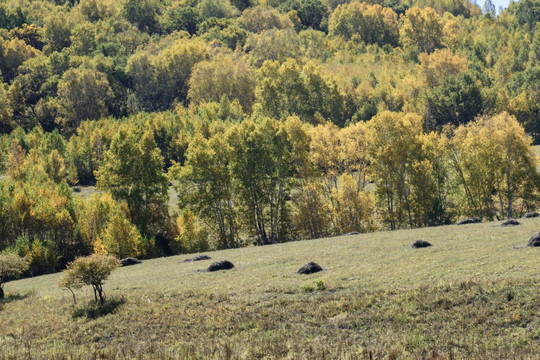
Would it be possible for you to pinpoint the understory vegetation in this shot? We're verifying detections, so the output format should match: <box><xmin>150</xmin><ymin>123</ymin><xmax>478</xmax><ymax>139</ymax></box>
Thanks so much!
<box><xmin>0</xmin><ymin>0</ymin><xmax>539</xmax><ymax>275</ymax></box>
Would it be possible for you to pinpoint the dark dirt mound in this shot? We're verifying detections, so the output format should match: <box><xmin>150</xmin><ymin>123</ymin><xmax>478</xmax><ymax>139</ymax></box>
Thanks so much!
<box><xmin>183</xmin><ymin>255</ymin><xmax>211</xmax><ymax>262</ymax></box>
<box><xmin>501</xmin><ymin>219</ymin><xmax>520</xmax><ymax>227</ymax></box>
<box><xmin>120</xmin><ymin>257</ymin><xmax>142</xmax><ymax>266</ymax></box>
<box><xmin>457</xmin><ymin>217</ymin><xmax>482</xmax><ymax>225</ymax></box>
<box><xmin>412</xmin><ymin>240</ymin><xmax>432</xmax><ymax>248</ymax></box>
<box><xmin>297</xmin><ymin>262</ymin><xmax>323</xmax><ymax>274</ymax></box>
<box><xmin>527</xmin><ymin>233</ymin><xmax>540</xmax><ymax>247</ymax></box>
<box><xmin>207</xmin><ymin>260</ymin><xmax>235</xmax><ymax>272</ymax></box>
<box><xmin>523</xmin><ymin>212</ymin><xmax>539</xmax><ymax>218</ymax></box>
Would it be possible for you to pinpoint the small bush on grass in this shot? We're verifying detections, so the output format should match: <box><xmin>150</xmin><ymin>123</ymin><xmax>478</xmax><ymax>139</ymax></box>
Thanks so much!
<box><xmin>72</xmin><ymin>297</ymin><xmax>125</xmax><ymax>319</ymax></box>
<box><xmin>302</xmin><ymin>278</ymin><xmax>326</xmax><ymax>293</ymax></box>
<box><xmin>0</xmin><ymin>253</ymin><xmax>29</xmax><ymax>300</ymax></box>
<box><xmin>59</xmin><ymin>254</ymin><xmax>120</xmax><ymax>304</ymax></box>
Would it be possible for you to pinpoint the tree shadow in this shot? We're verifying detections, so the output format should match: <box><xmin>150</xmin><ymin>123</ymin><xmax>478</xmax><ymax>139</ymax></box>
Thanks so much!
<box><xmin>0</xmin><ymin>292</ymin><xmax>31</xmax><ymax>308</ymax></box>
<box><xmin>72</xmin><ymin>297</ymin><xmax>126</xmax><ymax>320</ymax></box>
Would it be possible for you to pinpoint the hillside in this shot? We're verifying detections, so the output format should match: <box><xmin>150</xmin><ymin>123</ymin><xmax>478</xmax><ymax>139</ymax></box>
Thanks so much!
<box><xmin>1</xmin><ymin>217</ymin><xmax>539</xmax><ymax>359</ymax></box>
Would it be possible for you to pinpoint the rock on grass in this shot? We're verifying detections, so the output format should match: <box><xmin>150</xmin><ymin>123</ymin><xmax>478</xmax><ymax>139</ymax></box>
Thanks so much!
<box><xmin>523</xmin><ymin>212</ymin><xmax>539</xmax><ymax>218</ymax></box>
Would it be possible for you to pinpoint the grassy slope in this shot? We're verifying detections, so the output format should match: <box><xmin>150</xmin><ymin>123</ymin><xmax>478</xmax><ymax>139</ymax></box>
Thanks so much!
<box><xmin>1</xmin><ymin>218</ymin><xmax>539</xmax><ymax>359</ymax></box>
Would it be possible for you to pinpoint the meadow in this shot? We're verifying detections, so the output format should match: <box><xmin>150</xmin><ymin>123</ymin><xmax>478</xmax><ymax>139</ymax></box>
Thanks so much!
<box><xmin>1</xmin><ymin>217</ymin><xmax>539</xmax><ymax>359</ymax></box>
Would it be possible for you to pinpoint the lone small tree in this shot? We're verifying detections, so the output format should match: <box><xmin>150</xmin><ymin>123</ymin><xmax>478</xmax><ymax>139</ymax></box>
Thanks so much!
<box><xmin>0</xmin><ymin>253</ymin><xmax>29</xmax><ymax>299</ymax></box>
<box><xmin>59</xmin><ymin>254</ymin><xmax>120</xmax><ymax>304</ymax></box>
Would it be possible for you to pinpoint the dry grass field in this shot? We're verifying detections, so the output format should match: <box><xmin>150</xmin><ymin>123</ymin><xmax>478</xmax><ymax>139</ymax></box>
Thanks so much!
<box><xmin>1</xmin><ymin>217</ymin><xmax>539</xmax><ymax>359</ymax></box>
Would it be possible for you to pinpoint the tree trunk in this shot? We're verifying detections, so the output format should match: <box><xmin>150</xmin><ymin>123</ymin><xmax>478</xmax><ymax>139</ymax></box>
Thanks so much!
<box><xmin>507</xmin><ymin>167</ymin><xmax>513</xmax><ymax>219</ymax></box>
<box><xmin>0</xmin><ymin>286</ymin><xmax>4</xmax><ymax>300</ymax></box>
<box><xmin>96</xmin><ymin>285</ymin><xmax>105</xmax><ymax>303</ymax></box>
<box><xmin>68</xmin><ymin>287</ymin><xmax>77</xmax><ymax>305</ymax></box>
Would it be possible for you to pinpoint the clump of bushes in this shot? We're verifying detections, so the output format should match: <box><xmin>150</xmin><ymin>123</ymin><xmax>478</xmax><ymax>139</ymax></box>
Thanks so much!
<box><xmin>0</xmin><ymin>253</ymin><xmax>29</xmax><ymax>299</ymax></box>
<box><xmin>9</xmin><ymin>236</ymin><xmax>59</xmax><ymax>276</ymax></box>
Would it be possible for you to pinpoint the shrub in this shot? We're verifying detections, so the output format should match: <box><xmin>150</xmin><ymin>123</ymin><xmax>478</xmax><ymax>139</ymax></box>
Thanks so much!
<box><xmin>302</xmin><ymin>278</ymin><xmax>326</xmax><ymax>293</ymax></box>
<box><xmin>0</xmin><ymin>253</ymin><xmax>29</xmax><ymax>299</ymax></box>
<box><xmin>59</xmin><ymin>254</ymin><xmax>120</xmax><ymax>304</ymax></box>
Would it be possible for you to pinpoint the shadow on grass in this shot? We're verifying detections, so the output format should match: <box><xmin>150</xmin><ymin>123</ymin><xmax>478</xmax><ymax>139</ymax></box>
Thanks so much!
<box><xmin>0</xmin><ymin>292</ymin><xmax>32</xmax><ymax>309</ymax></box>
<box><xmin>72</xmin><ymin>297</ymin><xmax>125</xmax><ymax>320</ymax></box>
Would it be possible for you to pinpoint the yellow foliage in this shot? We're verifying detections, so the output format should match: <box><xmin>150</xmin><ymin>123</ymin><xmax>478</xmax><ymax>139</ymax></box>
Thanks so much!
<box><xmin>172</xmin><ymin>210</ymin><xmax>210</xmax><ymax>254</ymax></box>
<box><xmin>419</xmin><ymin>49</ymin><xmax>469</xmax><ymax>87</ymax></box>
<box><xmin>400</xmin><ymin>7</ymin><xmax>444</xmax><ymax>54</ymax></box>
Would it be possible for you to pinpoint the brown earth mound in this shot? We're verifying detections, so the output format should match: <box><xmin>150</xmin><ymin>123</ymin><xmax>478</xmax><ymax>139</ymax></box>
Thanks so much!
<box><xmin>501</xmin><ymin>219</ymin><xmax>520</xmax><ymax>227</ymax></box>
<box><xmin>527</xmin><ymin>233</ymin><xmax>540</xmax><ymax>247</ymax></box>
<box><xmin>457</xmin><ymin>217</ymin><xmax>482</xmax><ymax>225</ymax></box>
<box><xmin>184</xmin><ymin>255</ymin><xmax>211</xmax><ymax>262</ymax></box>
<box><xmin>120</xmin><ymin>258</ymin><xmax>142</xmax><ymax>266</ymax></box>
<box><xmin>411</xmin><ymin>240</ymin><xmax>432</xmax><ymax>248</ymax></box>
<box><xmin>207</xmin><ymin>260</ymin><xmax>235</xmax><ymax>272</ymax></box>
<box><xmin>297</xmin><ymin>262</ymin><xmax>323</xmax><ymax>274</ymax></box>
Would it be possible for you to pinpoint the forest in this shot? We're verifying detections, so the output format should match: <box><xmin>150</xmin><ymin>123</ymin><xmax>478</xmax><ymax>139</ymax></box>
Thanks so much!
<box><xmin>0</xmin><ymin>0</ymin><xmax>539</xmax><ymax>276</ymax></box>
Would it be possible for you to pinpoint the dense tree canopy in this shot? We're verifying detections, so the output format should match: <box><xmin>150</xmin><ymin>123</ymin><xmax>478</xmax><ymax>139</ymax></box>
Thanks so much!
<box><xmin>1</xmin><ymin>0</ymin><xmax>539</xmax><ymax>276</ymax></box>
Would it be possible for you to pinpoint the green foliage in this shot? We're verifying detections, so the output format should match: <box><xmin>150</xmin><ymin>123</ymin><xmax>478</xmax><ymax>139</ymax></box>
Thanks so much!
<box><xmin>227</xmin><ymin>116</ymin><xmax>309</xmax><ymax>244</ymax></box>
<box><xmin>95</xmin><ymin>129</ymin><xmax>168</xmax><ymax>237</ymax></box>
<box><xmin>172</xmin><ymin>210</ymin><xmax>210</xmax><ymax>254</ymax></box>
<box><xmin>238</xmin><ymin>6</ymin><xmax>293</xmax><ymax>33</ymax></box>
<box><xmin>329</xmin><ymin>1</ymin><xmax>399</xmax><ymax>46</ymax></box>
<box><xmin>302</xmin><ymin>278</ymin><xmax>326</xmax><ymax>292</ymax></box>
<box><xmin>425</xmin><ymin>73</ymin><xmax>484</xmax><ymax>129</ymax></box>
<box><xmin>511</xmin><ymin>0</ymin><xmax>540</xmax><ymax>31</ymax></box>
<box><xmin>59</xmin><ymin>254</ymin><xmax>119</xmax><ymax>303</ymax></box>
<box><xmin>188</xmin><ymin>53</ymin><xmax>255</xmax><ymax>113</ymax></box>
<box><xmin>123</xmin><ymin>0</ymin><xmax>160</xmax><ymax>33</ymax></box>
<box><xmin>296</xmin><ymin>0</ymin><xmax>327</xmax><ymax>31</ymax></box>
<box><xmin>368</xmin><ymin>111</ymin><xmax>451</xmax><ymax>229</ymax></box>
<box><xmin>173</xmin><ymin>133</ymin><xmax>239</xmax><ymax>250</ymax></box>
<box><xmin>199</xmin><ymin>0</ymin><xmax>238</xmax><ymax>19</ymax></box>
<box><xmin>449</xmin><ymin>112</ymin><xmax>539</xmax><ymax>219</ymax></box>
<box><xmin>126</xmin><ymin>37</ymin><xmax>209</xmax><ymax>111</ymax></box>
<box><xmin>56</xmin><ymin>67</ymin><xmax>114</xmax><ymax>135</ymax></box>
<box><xmin>399</xmin><ymin>6</ymin><xmax>444</xmax><ymax>54</ymax></box>
<box><xmin>245</xmin><ymin>28</ymin><xmax>300</xmax><ymax>66</ymax></box>
<box><xmin>163</xmin><ymin>6</ymin><xmax>200</xmax><ymax>35</ymax></box>
<box><xmin>0</xmin><ymin>252</ymin><xmax>28</xmax><ymax>298</ymax></box>
<box><xmin>10</xmin><ymin>237</ymin><xmax>59</xmax><ymax>276</ymax></box>
<box><xmin>0</xmin><ymin>0</ymin><xmax>539</xmax><ymax>279</ymax></box>
<box><xmin>254</xmin><ymin>59</ymin><xmax>346</xmax><ymax>125</ymax></box>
